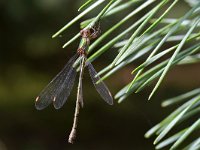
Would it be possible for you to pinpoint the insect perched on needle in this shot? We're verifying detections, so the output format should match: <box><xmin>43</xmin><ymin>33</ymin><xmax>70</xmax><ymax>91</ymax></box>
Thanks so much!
<box><xmin>35</xmin><ymin>22</ymin><xmax>113</xmax><ymax>143</ymax></box>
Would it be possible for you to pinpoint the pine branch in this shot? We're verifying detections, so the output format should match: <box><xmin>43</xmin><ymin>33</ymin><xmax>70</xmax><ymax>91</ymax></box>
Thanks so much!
<box><xmin>53</xmin><ymin>0</ymin><xmax>200</xmax><ymax>148</ymax></box>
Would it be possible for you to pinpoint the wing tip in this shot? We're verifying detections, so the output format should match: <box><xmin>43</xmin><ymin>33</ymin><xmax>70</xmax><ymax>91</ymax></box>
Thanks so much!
<box><xmin>53</xmin><ymin>99</ymin><xmax>63</xmax><ymax>110</ymax></box>
<box><xmin>108</xmin><ymin>92</ymin><xmax>114</xmax><ymax>105</ymax></box>
<box><xmin>53</xmin><ymin>105</ymin><xmax>61</xmax><ymax>109</ymax></box>
<box><xmin>105</xmin><ymin>93</ymin><xmax>113</xmax><ymax>105</ymax></box>
<box><xmin>108</xmin><ymin>99</ymin><xmax>114</xmax><ymax>105</ymax></box>
<box><xmin>35</xmin><ymin>106</ymin><xmax>43</xmax><ymax>110</ymax></box>
<box><xmin>35</xmin><ymin>96</ymin><xmax>48</xmax><ymax>110</ymax></box>
<box><xmin>35</xmin><ymin>96</ymin><xmax>42</xmax><ymax>110</ymax></box>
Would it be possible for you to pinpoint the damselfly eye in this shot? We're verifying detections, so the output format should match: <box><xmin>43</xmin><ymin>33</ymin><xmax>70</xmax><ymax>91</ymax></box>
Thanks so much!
<box><xmin>86</xmin><ymin>30</ymin><xmax>90</xmax><ymax>36</ymax></box>
<box><xmin>89</xmin><ymin>28</ymin><xmax>95</xmax><ymax>34</ymax></box>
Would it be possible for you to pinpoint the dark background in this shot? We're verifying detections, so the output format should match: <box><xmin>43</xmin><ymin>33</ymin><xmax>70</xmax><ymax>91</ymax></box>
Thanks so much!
<box><xmin>0</xmin><ymin>0</ymin><xmax>199</xmax><ymax>150</ymax></box>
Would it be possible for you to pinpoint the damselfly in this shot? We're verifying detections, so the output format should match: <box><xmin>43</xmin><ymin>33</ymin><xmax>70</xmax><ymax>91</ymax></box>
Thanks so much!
<box><xmin>35</xmin><ymin>23</ymin><xmax>113</xmax><ymax>143</ymax></box>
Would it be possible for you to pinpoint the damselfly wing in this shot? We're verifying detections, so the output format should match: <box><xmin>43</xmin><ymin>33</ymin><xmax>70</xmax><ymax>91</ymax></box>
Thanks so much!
<box><xmin>87</xmin><ymin>61</ymin><xmax>113</xmax><ymax>105</ymax></box>
<box><xmin>35</xmin><ymin>54</ymin><xmax>79</xmax><ymax>110</ymax></box>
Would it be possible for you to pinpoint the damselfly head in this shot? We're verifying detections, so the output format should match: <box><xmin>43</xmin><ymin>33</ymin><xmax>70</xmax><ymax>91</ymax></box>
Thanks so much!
<box><xmin>80</xmin><ymin>29</ymin><xmax>91</xmax><ymax>38</ymax></box>
<box><xmin>80</xmin><ymin>22</ymin><xmax>101</xmax><ymax>40</ymax></box>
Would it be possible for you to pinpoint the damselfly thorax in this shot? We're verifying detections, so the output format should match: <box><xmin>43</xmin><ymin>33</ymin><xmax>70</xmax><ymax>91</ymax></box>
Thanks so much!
<box><xmin>77</xmin><ymin>25</ymin><xmax>101</xmax><ymax>56</ymax></box>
